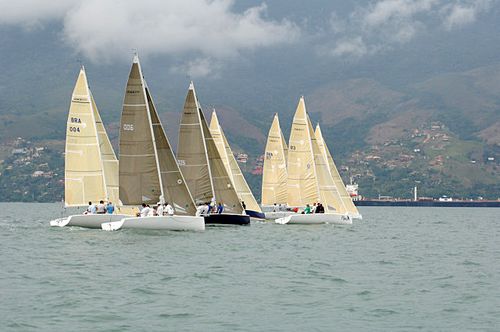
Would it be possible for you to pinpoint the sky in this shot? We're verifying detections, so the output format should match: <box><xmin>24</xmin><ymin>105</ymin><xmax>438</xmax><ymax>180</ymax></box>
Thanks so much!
<box><xmin>0</xmin><ymin>0</ymin><xmax>497</xmax><ymax>78</ymax></box>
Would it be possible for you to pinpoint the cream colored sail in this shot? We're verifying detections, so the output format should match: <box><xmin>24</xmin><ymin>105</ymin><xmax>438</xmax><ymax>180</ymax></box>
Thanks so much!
<box><xmin>308</xmin><ymin>117</ymin><xmax>346</xmax><ymax>214</ymax></box>
<box><xmin>200</xmin><ymin>110</ymin><xmax>244</xmax><ymax>213</ymax></box>
<box><xmin>287</xmin><ymin>97</ymin><xmax>320</xmax><ymax>206</ymax></box>
<box><xmin>315</xmin><ymin>124</ymin><xmax>360</xmax><ymax>217</ymax></box>
<box><xmin>262</xmin><ymin>113</ymin><xmax>288</xmax><ymax>205</ymax></box>
<box><xmin>90</xmin><ymin>92</ymin><xmax>120</xmax><ymax>205</ymax></box>
<box><xmin>65</xmin><ymin>67</ymin><xmax>117</xmax><ymax>206</ymax></box>
<box><xmin>145</xmin><ymin>87</ymin><xmax>197</xmax><ymax>215</ymax></box>
<box><xmin>281</xmin><ymin>128</ymin><xmax>288</xmax><ymax>165</ymax></box>
<box><xmin>177</xmin><ymin>83</ymin><xmax>244</xmax><ymax>213</ymax></box>
<box><xmin>209</xmin><ymin>110</ymin><xmax>261</xmax><ymax>212</ymax></box>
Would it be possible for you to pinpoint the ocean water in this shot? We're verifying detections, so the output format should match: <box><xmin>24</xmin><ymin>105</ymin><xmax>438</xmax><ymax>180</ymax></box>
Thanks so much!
<box><xmin>0</xmin><ymin>203</ymin><xmax>499</xmax><ymax>331</ymax></box>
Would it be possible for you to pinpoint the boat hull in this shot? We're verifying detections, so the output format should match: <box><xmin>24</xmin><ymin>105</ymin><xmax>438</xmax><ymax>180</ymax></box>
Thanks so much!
<box><xmin>108</xmin><ymin>215</ymin><xmax>205</xmax><ymax>231</ymax></box>
<box><xmin>264</xmin><ymin>211</ymin><xmax>297</xmax><ymax>220</ymax></box>
<box><xmin>245</xmin><ymin>210</ymin><xmax>266</xmax><ymax>220</ymax></box>
<box><xmin>204</xmin><ymin>214</ymin><xmax>250</xmax><ymax>225</ymax></box>
<box><xmin>49</xmin><ymin>214</ymin><xmax>129</xmax><ymax>228</ymax></box>
<box><xmin>275</xmin><ymin>213</ymin><xmax>352</xmax><ymax>225</ymax></box>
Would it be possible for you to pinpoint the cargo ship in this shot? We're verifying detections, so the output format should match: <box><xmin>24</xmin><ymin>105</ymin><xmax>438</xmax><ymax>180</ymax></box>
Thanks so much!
<box><xmin>354</xmin><ymin>199</ymin><xmax>500</xmax><ymax>208</ymax></box>
<box><xmin>348</xmin><ymin>185</ymin><xmax>500</xmax><ymax>208</ymax></box>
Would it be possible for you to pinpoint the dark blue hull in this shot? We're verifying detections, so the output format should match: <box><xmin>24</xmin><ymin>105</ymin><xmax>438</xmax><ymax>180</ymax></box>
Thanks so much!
<box><xmin>245</xmin><ymin>210</ymin><xmax>266</xmax><ymax>219</ymax></box>
<box><xmin>204</xmin><ymin>214</ymin><xmax>251</xmax><ymax>225</ymax></box>
<box><xmin>354</xmin><ymin>200</ymin><xmax>500</xmax><ymax>207</ymax></box>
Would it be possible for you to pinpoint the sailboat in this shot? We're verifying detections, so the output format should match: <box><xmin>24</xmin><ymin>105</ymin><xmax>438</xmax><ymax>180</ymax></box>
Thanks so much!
<box><xmin>209</xmin><ymin>110</ymin><xmax>265</xmax><ymax>220</ymax></box>
<box><xmin>101</xmin><ymin>56</ymin><xmax>204</xmax><ymax>231</ymax></box>
<box><xmin>276</xmin><ymin>97</ymin><xmax>352</xmax><ymax>225</ymax></box>
<box><xmin>177</xmin><ymin>83</ymin><xmax>250</xmax><ymax>225</ymax></box>
<box><xmin>315</xmin><ymin>124</ymin><xmax>362</xmax><ymax>220</ymax></box>
<box><xmin>261</xmin><ymin>113</ymin><xmax>295</xmax><ymax>219</ymax></box>
<box><xmin>50</xmin><ymin>67</ymin><xmax>130</xmax><ymax>228</ymax></box>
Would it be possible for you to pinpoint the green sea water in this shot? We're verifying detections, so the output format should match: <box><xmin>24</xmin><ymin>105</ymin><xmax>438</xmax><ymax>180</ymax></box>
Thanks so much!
<box><xmin>1</xmin><ymin>203</ymin><xmax>499</xmax><ymax>331</ymax></box>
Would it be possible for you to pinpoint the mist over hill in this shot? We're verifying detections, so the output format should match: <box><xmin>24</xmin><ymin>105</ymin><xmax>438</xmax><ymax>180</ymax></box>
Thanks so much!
<box><xmin>0</xmin><ymin>0</ymin><xmax>499</xmax><ymax>201</ymax></box>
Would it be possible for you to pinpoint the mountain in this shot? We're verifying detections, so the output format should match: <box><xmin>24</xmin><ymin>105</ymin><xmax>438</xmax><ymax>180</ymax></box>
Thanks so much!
<box><xmin>0</xmin><ymin>1</ymin><xmax>499</xmax><ymax>201</ymax></box>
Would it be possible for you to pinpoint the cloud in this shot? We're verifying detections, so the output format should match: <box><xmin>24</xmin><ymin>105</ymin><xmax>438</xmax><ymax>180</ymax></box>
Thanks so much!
<box><xmin>324</xmin><ymin>0</ymin><xmax>495</xmax><ymax>58</ymax></box>
<box><xmin>0</xmin><ymin>0</ymin><xmax>79</xmax><ymax>26</ymax></box>
<box><xmin>442</xmin><ymin>0</ymin><xmax>492</xmax><ymax>30</ymax></box>
<box><xmin>170</xmin><ymin>57</ymin><xmax>222</xmax><ymax>79</ymax></box>
<box><xmin>330</xmin><ymin>37</ymin><xmax>369</xmax><ymax>57</ymax></box>
<box><xmin>0</xmin><ymin>0</ymin><xmax>299</xmax><ymax>73</ymax></box>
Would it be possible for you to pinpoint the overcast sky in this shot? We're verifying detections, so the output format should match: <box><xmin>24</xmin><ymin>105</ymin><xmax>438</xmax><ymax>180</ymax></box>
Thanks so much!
<box><xmin>0</xmin><ymin>0</ymin><xmax>497</xmax><ymax>77</ymax></box>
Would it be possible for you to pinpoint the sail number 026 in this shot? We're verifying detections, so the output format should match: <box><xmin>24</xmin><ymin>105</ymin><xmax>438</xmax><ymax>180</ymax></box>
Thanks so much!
<box><xmin>123</xmin><ymin>124</ymin><xmax>134</xmax><ymax>131</ymax></box>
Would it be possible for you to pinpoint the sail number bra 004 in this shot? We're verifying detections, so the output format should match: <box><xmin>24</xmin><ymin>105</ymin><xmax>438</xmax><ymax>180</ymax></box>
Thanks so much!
<box><xmin>69</xmin><ymin>117</ymin><xmax>82</xmax><ymax>132</ymax></box>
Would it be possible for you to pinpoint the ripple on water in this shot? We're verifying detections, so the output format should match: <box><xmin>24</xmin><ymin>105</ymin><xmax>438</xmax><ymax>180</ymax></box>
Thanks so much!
<box><xmin>1</xmin><ymin>204</ymin><xmax>499</xmax><ymax>331</ymax></box>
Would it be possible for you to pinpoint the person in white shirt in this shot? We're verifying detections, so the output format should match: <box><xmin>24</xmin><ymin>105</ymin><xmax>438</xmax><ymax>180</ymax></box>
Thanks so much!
<box><xmin>85</xmin><ymin>201</ymin><xmax>96</xmax><ymax>214</ymax></box>
<box><xmin>96</xmin><ymin>200</ymin><xmax>106</xmax><ymax>214</ymax></box>
<box><xmin>156</xmin><ymin>204</ymin><xmax>164</xmax><ymax>216</ymax></box>
<box><xmin>147</xmin><ymin>205</ymin><xmax>155</xmax><ymax>216</ymax></box>
<box><xmin>196</xmin><ymin>203</ymin><xmax>208</xmax><ymax>217</ymax></box>
<box><xmin>165</xmin><ymin>202</ymin><xmax>174</xmax><ymax>216</ymax></box>
<box><xmin>140</xmin><ymin>203</ymin><xmax>151</xmax><ymax>217</ymax></box>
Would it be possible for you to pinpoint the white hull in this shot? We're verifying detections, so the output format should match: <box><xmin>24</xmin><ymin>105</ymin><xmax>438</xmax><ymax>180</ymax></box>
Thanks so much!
<box><xmin>102</xmin><ymin>215</ymin><xmax>205</xmax><ymax>232</ymax></box>
<box><xmin>350</xmin><ymin>213</ymin><xmax>363</xmax><ymax>220</ymax></box>
<box><xmin>49</xmin><ymin>214</ymin><xmax>129</xmax><ymax>228</ymax></box>
<box><xmin>275</xmin><ymin>213</ymin><xmax>352</xmax><ymax>225</ymax></box>
<box><xmin>264</xmin><ymin>211</ymin><xmax>297</xmax><ymax>220</ymax></box>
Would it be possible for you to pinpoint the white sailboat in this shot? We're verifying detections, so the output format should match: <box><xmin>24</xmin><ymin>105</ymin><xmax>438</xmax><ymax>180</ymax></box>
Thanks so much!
<box><xmin>261</xmin><ymin>113</ymin><xmax>295</xmax><ymax>219</ymax></box>
<box><xmin>315</xmin><ymin>124</ymin><xmax>362</xmax><ymax>220</ymax></box>
<box><xmin>209</xmin><ymin>110</ymin><xmax>265</xmax><ymax>220</ymax></box>
<box><xmin>177</xmin><ymin>83</ymin><xmax>250</xmax><ymax>225</ymax></box>
<box><xmin>102</xmin><ymin>56</ymin><xmax>204</xmax><ymax>232</ymax></box>
<box><xmin>276</xmin><ymin>97</ymin><xmax>352</xmax><ymax>225</ymax></box>
<box><xmin>50</xmin><ymin>67</ymin><xmax>130</xmax><ymax>228</ymax></box>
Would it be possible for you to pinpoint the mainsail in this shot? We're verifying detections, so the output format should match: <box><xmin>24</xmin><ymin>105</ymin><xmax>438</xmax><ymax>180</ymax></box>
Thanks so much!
<box><xmin>315</xmin><ymin>124</ymin><xmax>361</xmax><ymax>217</ymax></box>
<box><xmin>262</xmin><ymin>113</ymin><xmax>288</xmax><ymax>205</ymax></box>
<box><xmin>209</xmin><ymin>110</ymin><xmax>262</xmax><ymax>212</ymax></box>
<box><xmin>119</xmin><ymin>56</ymin><xmax>196</xmax><ymax>214</ymax></box>
<box><xmin>177</xmin><ymin>83</ymin><xmax>244</xmax><ymax>213</ymax></box>
<box><xmin>286</xmin><ymin>97</ymin><xmax>320</xmax><ymax>206</ymax></box>
<box><xmin>64</xmin><ymin>67</ymin><xmax>119</xmax><ymax>206</ymax></box>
